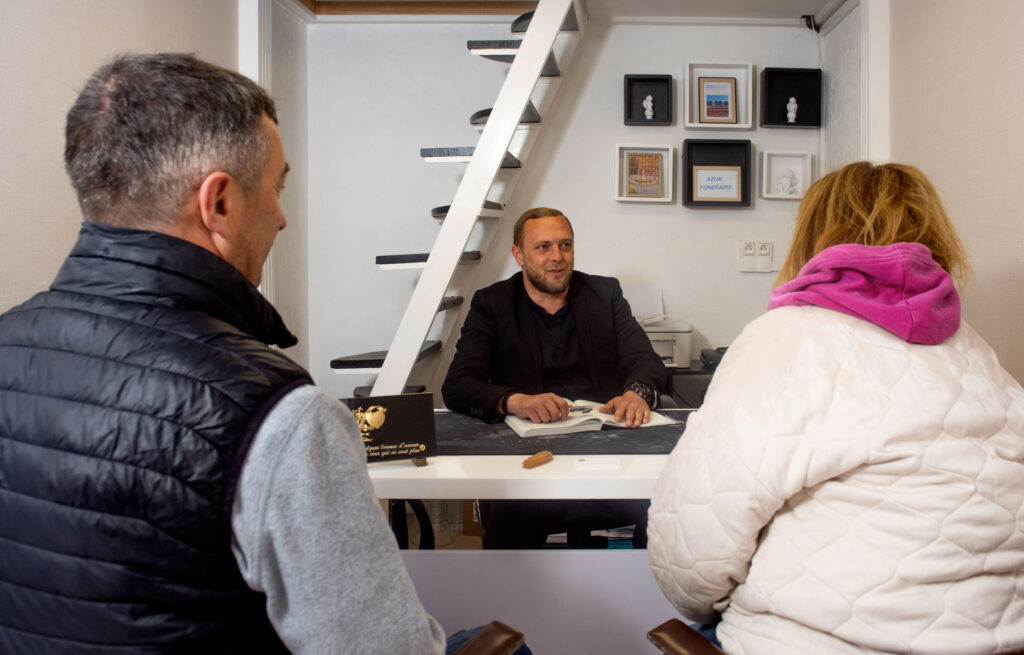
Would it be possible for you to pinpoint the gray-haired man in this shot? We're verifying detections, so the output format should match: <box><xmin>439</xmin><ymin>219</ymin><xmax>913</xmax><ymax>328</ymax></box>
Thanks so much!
<box><xmin>0</xmin><ymin>53</ymin><xmax>453</xmax><ymax>653</ymax></box>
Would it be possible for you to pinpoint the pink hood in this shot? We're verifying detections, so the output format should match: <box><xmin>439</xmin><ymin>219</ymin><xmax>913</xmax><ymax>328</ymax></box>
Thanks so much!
<box><xmin>768</xmin><ymin>243</ymin><xmax>960</xmax><ymax>344</ymax></box>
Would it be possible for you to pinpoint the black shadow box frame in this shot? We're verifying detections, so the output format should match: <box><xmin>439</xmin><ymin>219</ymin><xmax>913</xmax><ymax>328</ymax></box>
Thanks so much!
<box><xmin>683</xmin><ymin>139</ymin><xmax>752</xmax><ymax>207</ymax></box>
<box><xmin>760</xmin><ymin>68</ymin><xmax>822</xmax><ymax>128</ymax></box>
<box><xmin>624</xmin><ymin>74</ymin><xmax>672</xmax><ymax>126</ymax></box>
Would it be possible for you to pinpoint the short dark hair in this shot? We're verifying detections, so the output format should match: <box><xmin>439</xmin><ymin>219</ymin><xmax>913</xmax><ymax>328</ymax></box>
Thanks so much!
<box><xmin>512</xmin><ymin>207</ymin><xmax>573</xmax><ymax>248</ymax></box>
<box><xmin>64</xmin><ymin>53</ymin><xmax>278</xmax><ymax>227</ymax></box>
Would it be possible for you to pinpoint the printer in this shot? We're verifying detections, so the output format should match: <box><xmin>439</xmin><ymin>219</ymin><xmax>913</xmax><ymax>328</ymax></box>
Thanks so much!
<box><xmin>621</xmin><ymin>283</ymin><xmax>693</xmax><ymax>368</ymax></box>
<box><xmin>643</xmin><ymin>321</ymin><xmax>692</xmax><ymax>368</ymax></box>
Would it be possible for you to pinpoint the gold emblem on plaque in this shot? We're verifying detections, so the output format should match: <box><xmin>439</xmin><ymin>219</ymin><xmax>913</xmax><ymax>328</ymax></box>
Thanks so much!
<box><xmin>352</xmin><ymin>405</ymin><xmax>387</xmax><ymax>442</ymax></box>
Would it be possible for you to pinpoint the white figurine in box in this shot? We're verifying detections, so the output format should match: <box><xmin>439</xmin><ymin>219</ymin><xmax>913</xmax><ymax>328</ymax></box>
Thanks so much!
<box><xmin>643</xmin><ymin>94</ymin><xmax>654</xmax><ymax>120</ymax></box>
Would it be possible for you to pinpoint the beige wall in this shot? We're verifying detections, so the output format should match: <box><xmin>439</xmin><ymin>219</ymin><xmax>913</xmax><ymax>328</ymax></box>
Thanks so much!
<box><xmin>0</xmin><ymin>0</ymin><xmax>237</xmax><ymax>313</ymax></box>
<box><xmin>890</xmin><ymin>0</ymin><xmax>1024</xmax><ymax>382</ymax></box>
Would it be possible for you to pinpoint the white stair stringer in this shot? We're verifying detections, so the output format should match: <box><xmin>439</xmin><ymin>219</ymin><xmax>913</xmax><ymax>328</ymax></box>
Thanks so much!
<box><xmin>371</xmin><ymin>0</ymin><xmax>581</xmax><ymax>396</ymax></box>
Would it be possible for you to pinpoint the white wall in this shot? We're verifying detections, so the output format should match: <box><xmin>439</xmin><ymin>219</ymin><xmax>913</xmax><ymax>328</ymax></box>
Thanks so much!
<box><xmin>269</xmin><ymin>1</ymin><xmax>313</xmax><ymax>368</ymax></box>
<box><xmin>307</xmin><ymin>17</ymin><xmax>822</xmax><ymax>399</ymax></box>
<box><xmin>821</xmin><ymin>4</ymin><xmax>862</xmax><ymax>171</ymax></box>
<box><xmin>889</xmin><ymin>0</ymin><xmax>1024</xmax><ymax>383</ymax></box>
<box><xmin>307</xmin><ymin>20</ymin><xmax>517</xmax><ymax>396</ymax></box>
<box><xmin>0</xmin><ymin>0</ymin><xmax>238</xmax><ymax>313</ymax></box>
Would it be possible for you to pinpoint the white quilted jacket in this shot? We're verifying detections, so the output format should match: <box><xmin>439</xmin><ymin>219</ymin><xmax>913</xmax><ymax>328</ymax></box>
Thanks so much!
<box><xmin>648</xmin><ymin>306</ymin><xmax>1024</xmax><ymax>654</ymax></box>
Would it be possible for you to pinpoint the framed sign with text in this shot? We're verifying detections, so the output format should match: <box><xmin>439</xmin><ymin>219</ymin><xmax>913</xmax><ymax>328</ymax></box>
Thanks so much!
<box><xmin>682</xmin><ymin>139</ymin><xmax>752</xmax><ymax>208</ymax></box>
<box><xmin>340</xmin><ymin>392</ymin><xmax>437</xmax><ymax>463</ymax></box>
<box><xmin>693</xmin><ymin>165</ymin><xmax>741</xmax><ymax>202</ymax></box>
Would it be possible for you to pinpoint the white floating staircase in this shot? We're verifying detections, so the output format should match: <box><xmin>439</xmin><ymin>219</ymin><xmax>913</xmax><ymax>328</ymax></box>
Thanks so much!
<box><xmin>330</xmin><ymin>0</ymin><xmax>584</xmax><ymax>398</ymax></box>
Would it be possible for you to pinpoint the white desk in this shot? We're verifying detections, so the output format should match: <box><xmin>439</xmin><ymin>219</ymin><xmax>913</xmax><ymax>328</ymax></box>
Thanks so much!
<box><xmin>367</xmin><ymin>453</ymin><xmax>668</xmax><ymax>499</ymax></box>
<box><xmin>367</xmin><ymin>408</ymin><xmax>686</xmax><ymax>500</ymax></box>
<box><xmin>367</xmin><ymin>419</ymin><xmax>685</xmax><ymax>654</ymax></box>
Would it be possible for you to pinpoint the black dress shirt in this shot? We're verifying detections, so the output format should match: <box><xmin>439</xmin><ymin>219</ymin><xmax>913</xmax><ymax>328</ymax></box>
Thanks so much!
<box><xmin>528</xmin><ymin>298</ymin><xmax>593</xmax><ymax>401</ymax></box>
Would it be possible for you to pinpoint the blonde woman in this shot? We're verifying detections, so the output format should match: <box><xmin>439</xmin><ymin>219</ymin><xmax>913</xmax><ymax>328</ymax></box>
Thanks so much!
<box><xmin>648</xmin><ymin>162</ymin><xmax>1024</xmax><ymax>654</ymax></box>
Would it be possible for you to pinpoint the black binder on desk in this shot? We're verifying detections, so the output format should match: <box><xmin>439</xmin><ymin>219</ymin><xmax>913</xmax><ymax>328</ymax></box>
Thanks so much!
<box><xmin>434</xmin><ymin>409</ymin><xmax>691</xmax><ymax>456</ymax></box>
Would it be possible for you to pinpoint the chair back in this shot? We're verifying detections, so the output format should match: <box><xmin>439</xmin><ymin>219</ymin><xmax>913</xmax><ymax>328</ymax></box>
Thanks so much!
<box><xmin>647</xmin><ymin>619</ymin><xmax>725</xmax><ymax>655</ymax></box>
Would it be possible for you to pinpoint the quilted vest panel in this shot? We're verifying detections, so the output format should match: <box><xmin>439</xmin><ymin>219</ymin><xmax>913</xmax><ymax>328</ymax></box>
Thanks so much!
<box><xmin>0</xmin><ymin>258</ymin><xmax>310</xmax><ymax>653</ymax></box>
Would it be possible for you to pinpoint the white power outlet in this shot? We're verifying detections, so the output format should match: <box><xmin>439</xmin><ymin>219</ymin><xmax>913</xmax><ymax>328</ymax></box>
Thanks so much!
<box><xmin>755</xmin><ymin>241</ymin><xmax>773</xmax><ymax>271</ymax></box>
<box><xmin>739</xmin><ymin>241</ymin><xmax>757</xmax><ymax>272</ymax></box>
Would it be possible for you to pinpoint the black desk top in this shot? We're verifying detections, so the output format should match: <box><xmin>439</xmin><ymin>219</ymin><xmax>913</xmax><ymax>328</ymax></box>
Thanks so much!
<box><xmin>668</xmin><ymin>361</ymin><xmax>716</xmax><ymax>375</ymax></box>
<box><xmin>434</xmin><ymin>409</ymin><xmax>691</xmax><ymax>456</ymax></box>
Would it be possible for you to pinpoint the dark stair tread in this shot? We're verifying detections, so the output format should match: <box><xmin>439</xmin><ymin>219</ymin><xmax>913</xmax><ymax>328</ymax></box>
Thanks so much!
<box><xmin>375</xmin><ymin>251</ymin><xmax>481</xmax><ymax>266</ymax></box>
<box><xmin>419</xmin><ymin>147</ymin><xmax>521</xmax><ymax>168</ymax></box>
<box><xmin>352</xmin><ymin>384</ymin><xmax>426</xmax><ymax>398</ymax></box>
<box><xmin>431</xmin><ymin>200</ymin><xmax>504</xmax><ymax>220</ymax></box>
<box><xmin>331</xmin><ymin>340</ymin><xmax>441</xmax><ymax>370</ymax></box>
<box><xmin>467</xmin><ymin>39</ymin><xmax>522</xmax><ymax>50</ymax></box>
<box><xmin>438</xmin><ymin>295</ymin><xmax>464</xmax><ymax>312</ymax></box>
<box><xmin>511</xmin><ymin>8</ymin><xmax>579</xmax><ymax>33</ymax></box>
<box><xmin>466</xmin><ymin>40</ymin><xmax>560</xmax><ymax>77</ymax></box>
<box><xmin>470</xmin><ymin>101</ymin><xmax>540</xmax><ymax>125</ymax></box>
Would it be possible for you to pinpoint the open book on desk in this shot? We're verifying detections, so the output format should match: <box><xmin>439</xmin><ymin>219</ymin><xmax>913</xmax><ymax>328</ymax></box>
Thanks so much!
<box><xmin>504</xmin><ymin>399</ymin><xmax>679</xmax><ymax>438</ymax></box>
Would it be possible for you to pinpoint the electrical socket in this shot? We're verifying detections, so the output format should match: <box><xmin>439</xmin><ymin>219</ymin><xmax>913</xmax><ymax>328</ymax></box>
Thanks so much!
<box><xmin>739</xmin><ymin>241</ymin><xmax>757</xmax><ymax>272</ymax></box>
<box><xmin>755</xmin><ymin>241</ymin><xmax>772</xmax><ymax>271</ymax></box>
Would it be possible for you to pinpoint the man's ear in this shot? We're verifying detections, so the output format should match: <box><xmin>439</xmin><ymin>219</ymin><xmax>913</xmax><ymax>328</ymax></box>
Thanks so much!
<box><xmin>511</xmin><ymin>244</ymin><xmax>524</xmax><ymax>267</ymax></box>
<box><xmin>196</xmin><ymin>171</ymin><xmax>239</xmax><ymax>240</ymax></box>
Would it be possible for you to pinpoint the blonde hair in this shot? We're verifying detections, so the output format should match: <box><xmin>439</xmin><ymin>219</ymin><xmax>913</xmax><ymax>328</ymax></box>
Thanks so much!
<box><xmin>775</xmin><ymin>162</ymin><xmax>971</xmax><ymax>288</ymax></box>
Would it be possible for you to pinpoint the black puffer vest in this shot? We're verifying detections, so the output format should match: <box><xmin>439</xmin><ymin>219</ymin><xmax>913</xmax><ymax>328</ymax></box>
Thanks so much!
<box><xmin>0</xmin><ymin>222</ymin><xmax>310</xmax><ymax>654</ymax></box>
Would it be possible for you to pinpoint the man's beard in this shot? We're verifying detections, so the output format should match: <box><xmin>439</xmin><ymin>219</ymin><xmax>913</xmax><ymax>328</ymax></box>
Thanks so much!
<box><xmin>524</xmin><ymin>263</ymin><xmax>571</xmax><ymax>295</ymax></box>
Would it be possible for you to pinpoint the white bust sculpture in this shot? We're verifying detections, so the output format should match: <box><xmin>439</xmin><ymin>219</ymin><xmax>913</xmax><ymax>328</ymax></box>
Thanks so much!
<box><xmin>777</xmin><ymin>168</ymin><xmax>798</xmax><ymax>195</ymax></box>
<box><xmin>643</xmin><ymin>94</ymin><xmax>654</xmax><ymax>120</ymax></box>
<box><xmin>786</xmin><ymin>97</ymin><xmax>798</xmax><ymax>123</ymax></box>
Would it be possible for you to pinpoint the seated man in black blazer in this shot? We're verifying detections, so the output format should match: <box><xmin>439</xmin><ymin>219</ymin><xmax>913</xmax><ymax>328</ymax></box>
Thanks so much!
<box><xmin>442</xmin><ymin>207</ymin><xmax>668</xmax><ymax>548</ymax></box>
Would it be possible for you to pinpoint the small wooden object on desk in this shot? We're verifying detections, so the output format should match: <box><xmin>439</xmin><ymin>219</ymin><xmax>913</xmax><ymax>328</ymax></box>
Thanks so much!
<box><xmin>523</xmin><ymin>450</ymin><xmax>554</xmax><ymax>469</ymax></box>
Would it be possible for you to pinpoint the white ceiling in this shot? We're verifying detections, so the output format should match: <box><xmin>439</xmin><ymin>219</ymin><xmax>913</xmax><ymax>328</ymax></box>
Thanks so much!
<box><xmin>315</xmin><ymin>0</ymin><xmax>843</xmax><ymax>26</ymax></box>
<box><xmin>320</xmin><ymin>1</ymin><xmax>840</xmax><ymax>23</ymax></box>
<box><xmin>583</xmin><ymin>0</ymin><xmax>838</xmax><ymax>22</ymax></box>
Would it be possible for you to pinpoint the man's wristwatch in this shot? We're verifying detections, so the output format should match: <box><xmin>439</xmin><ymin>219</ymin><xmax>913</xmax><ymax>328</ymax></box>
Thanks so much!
<box><xmin>624</xmin><ymin>380</ymin><xmax>657</xmax><ymax>408</ymax></box>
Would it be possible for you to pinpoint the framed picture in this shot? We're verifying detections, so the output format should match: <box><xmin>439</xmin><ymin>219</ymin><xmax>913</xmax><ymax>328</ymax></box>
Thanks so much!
<box><xmin>685</xmin><ymin>62</ymin><xmax>752</xmax><ymax>129</ymax></box>
<box><xmin>626</xmin><ymin>152</ymin><xmax>663</xmax><ymax>198</ymax></box>
<box><xmin>615</xmin><ymin>145</ymin><xmax>674</xmax><ymax>203</ymax></box>
<box><xmin>624</xmin><ymin>74</ymin><xmax>672</xmax><ymax>125</ymax></box>
<box><xmin>761</xmin><ymin>151</ymin><xmax>813</xmax><ymax>199</ymax></box>
<box><xmin>698</xmin><ymin>77</ymin><xmax>737</xmax><ymax>124</ymax></box>
<box><xmin>760</xmin><ymin>68</ymin><xmax>822</xmax><ymax>127</ymax></box>
<box><xmin>683</xmin><ymin>139</ymin><xmax>751</xmax><ymax>207</ymax></box>
<box><xmin>692</xmin><ymin>165</ymin><xmax>742</xmax><ymax>202</ymax></box>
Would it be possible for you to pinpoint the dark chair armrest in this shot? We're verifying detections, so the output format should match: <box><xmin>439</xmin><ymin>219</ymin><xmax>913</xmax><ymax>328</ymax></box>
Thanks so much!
<box><xmin>647</xmin><ymin>619</ymin><xmax>725</xmax><ymax>655</ymax></box>
<box><xmin>648</xmin><ymin>618</ymin><xmax>1024</xmax><ymax>654</ymax></box>
<box><xmin>452</xmin><ymin>620</ymin><xmax>524</xmax><ymax>655</ymax></box>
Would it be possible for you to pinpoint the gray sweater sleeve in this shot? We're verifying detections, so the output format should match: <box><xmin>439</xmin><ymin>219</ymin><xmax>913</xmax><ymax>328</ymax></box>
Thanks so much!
<box><xmin>230</xmin><ymin>384</ymin><xmax>447</xmax><ymax>654</ymax></box>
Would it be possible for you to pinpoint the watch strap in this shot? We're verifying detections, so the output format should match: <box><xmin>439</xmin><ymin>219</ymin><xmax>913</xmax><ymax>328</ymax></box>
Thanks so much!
<box><xmin>624</xmin><ymin>380</ymin><xmax>657</xmax><ymax>408</ymax></box>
